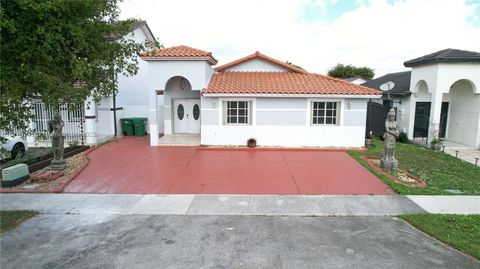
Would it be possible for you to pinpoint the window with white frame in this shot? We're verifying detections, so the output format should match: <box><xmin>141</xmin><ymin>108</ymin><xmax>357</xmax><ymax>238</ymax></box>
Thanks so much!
<box><xmin>311</xmin><ymin>101</ymin><xmax>340</xmax><ymax>125</ymax></box>
<box><xmin>224</xmin><ymin>101</ymin><xmax>251</xmax><ymax>125</ymax></box>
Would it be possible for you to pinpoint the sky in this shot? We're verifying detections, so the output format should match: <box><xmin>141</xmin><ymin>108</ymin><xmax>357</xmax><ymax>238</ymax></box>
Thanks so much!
<box><xmin>119</xmin><ymin>0</ymin><xmax>480</xmax><ymax>77</ymax></box>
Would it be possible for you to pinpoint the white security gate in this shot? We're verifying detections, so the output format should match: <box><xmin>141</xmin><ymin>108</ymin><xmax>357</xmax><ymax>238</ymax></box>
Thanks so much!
<box><xmin>173</xmin><ymin>99</ymin><xmax>200</xmax><ymax>134</ymax></box>
<box><xmin>32</xmin><ymin>101</ymin><xmax>86</xmax><ymax>144</ymax></box>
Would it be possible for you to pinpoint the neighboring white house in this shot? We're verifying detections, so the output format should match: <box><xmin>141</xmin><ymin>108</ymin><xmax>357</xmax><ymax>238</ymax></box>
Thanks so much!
<box><xmin>363</xmin><ymin>49</ymin><xmax>480</xmax><ymax>148</ymax></box>
<box><xmin>141</xmin><ymin>47</ymin><xmax>381</xmax><ymax>148</ymax></box>
<box><xmin>86</xmin><ymin>20</ymin><xmax>157</xmax><ymax>144</ymax></box>
<box><xmin>26</xmin><ymin>20</ymin><xmax>156</xmax><ymax>146</ymax></box>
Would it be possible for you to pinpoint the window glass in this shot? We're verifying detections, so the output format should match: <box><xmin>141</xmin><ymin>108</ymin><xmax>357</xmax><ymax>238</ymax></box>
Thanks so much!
<box><xmin>312</xmin><ymin>101</ymin><xmax>339</xmax><ymax>125</ymax></box>
<box><xmin>177</xmin><ymin>104</ymin><xmax>184</xmax><ymax>120</ymax></box>
<box><xmin>225</xmin><ymin>101</ymin><xmax>250</xmax><ymax>125</ymax></box>
<box><xmin>193</xmin><ymin>104</ymin><xmax>200</xmax><ymax>120</ymax></box>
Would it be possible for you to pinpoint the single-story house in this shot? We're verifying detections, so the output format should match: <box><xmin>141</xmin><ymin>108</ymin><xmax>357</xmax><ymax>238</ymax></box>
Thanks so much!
<box><xmin>363</xmin><ymin>48</ymin><xmax>480</xmax><ymax>148</ymax></box>
<box><xmin>141</xmin><ymin>46</ymin><xmax>381</xmax><ymax>148</ymax></box>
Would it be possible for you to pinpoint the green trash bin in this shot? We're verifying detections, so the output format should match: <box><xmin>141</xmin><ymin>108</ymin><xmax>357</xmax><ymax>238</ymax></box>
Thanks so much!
<box><xmin>132</xmin><ymin>117</ymin><xmax>147</xmax><ymax>136</ymax></box>
<box><xmin>120</xmin><ymin>118</ymin><xmax>134</xmax><ymax>136</ymax></box>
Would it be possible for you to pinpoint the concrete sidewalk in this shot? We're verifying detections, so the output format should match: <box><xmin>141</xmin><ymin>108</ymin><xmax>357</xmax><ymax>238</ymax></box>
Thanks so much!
<box><xmin>1</xmin><ymin>193</ymin><xmax>479</xmax><ymax>216</ymax></box>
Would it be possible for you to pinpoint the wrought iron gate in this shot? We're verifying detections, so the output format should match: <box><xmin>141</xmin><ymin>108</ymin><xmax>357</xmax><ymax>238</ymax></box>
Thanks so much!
<box><xmin>365</xmin><ymin>101</ymin><xmax>390</xmax><ymax>138</ymax></box>
<box><xmin>32</xmin><ymin>101</ymin><xmax>86</xmax><ymax>144</ymax></box>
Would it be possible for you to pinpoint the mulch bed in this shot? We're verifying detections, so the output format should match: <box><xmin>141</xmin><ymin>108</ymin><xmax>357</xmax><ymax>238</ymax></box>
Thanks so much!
<box><xmin>0</xmin><ymin>147</ymin><xmax>96</xmax><ymax>193</ymax></box>
<box><xmin>361</xmin><ymin>156</ymin><xmax>427</xmax><ymax>188</ymax></box>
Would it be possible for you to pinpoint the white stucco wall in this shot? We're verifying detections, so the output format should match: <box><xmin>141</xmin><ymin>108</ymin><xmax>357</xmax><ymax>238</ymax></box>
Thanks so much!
<box><xmin>406</xmin><ymin>62</ymin><xmax>480</xmax><ymax>147</ymax></box>
<box><xmin>96</xmin><ymin>97</ymin><xmax>115</xmax><ymax>140</ymax></box>
<box><xmin>445</xmin><ymin>80</ymin><xmax>480</xmax><ymax>146</ymax></box>
<box><xmin>200</xmin><ymin>96</ymin><xmax>370</xmax><ymax>147</ymax></box>
<box><xmin>389</xmin><ymin>96</ymin><xmax>411</xmax><ymax>133</ymax></box>
<box><xmin>221</xmin><ymin>58</ymin><xmax>290</xmax><ymax>72</ymax></box>
<box><xmin>97</xmin><ymin>27</ymin><xmax>154</xmax><ymax>137</ymax></box>
<box><xmin>146</xmin><ymin>60</ymin><xmax>214</xmax><ymax>143</ymax></box>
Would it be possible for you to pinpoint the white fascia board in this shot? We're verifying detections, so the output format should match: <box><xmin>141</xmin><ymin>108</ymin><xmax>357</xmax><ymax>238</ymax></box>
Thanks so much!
<box><xmin>202</xmin><ymin>93</ymin><xmax>382</xmax><ymax>99</ymax></box>
<box><xmin>141</xmin><ymin>57</ymin><xmax>216</xmax><ymax>65</ymax></box>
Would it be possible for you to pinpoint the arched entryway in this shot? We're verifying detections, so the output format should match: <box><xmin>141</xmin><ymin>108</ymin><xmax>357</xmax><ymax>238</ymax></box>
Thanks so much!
<box><xmin>443</xmin><ymin>79</ymin><xmax>479</xmax><ymax>146</ymax></box>
<box><xmin>412</xmin><ymin>80</ymin><xmax>432</xmax><ymax>138</ymax></box>
<box><xmin>164</xmin><ymin>76</ymin><xmax>201</xmax><ymax>135</ymax></box>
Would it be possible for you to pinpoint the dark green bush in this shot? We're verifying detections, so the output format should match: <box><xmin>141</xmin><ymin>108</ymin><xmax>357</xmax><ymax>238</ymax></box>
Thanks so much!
<box><xmin>397</xmin><ymin>132</ymin><xmax>409</xmax><ymax>143</ymax></box>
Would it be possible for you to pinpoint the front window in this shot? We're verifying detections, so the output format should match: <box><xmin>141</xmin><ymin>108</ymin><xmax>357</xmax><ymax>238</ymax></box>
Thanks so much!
<box><xmin>312</xmin><ymin>101</ymin><xmax>339</xmax><ymax>125</ymax></box>
<box><xmin>224</xmin><ymin>101</ymin><xmax>251</xmax><ymax>125</ymax></box>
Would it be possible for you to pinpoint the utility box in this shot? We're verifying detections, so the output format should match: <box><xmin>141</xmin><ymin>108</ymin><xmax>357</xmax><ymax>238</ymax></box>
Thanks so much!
<box><xmin>1</xmin><ymin>163</ymin><xmax>30</xmax><ymax>187</ymax></box>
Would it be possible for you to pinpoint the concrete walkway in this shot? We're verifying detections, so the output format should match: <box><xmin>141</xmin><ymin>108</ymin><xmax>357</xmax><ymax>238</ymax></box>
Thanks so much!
<box><xmin>1</xmin><ymin>193</ymin><xmax>479</xmax><ymax>216</ymax></box>
<box><xmin>413</xmin><ymin>138</ymin><xmax>480</xmax><ymax>165</ymax></box>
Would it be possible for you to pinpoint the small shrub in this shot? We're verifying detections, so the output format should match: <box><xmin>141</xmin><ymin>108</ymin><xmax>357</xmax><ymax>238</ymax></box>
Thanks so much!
<box><xmin>397</xmin><ymin>132</ymin><xmax>409</xmax><ymax>143</ymax></box>
<box><xmin>68</xmin><ymin>140</ymin><xmax>79</xmax><ymax>148</ymax></box>
<box><xmin>247</xmin><ymin>138</ymin><xmax>257</xmax><ymax>148</ymax></box>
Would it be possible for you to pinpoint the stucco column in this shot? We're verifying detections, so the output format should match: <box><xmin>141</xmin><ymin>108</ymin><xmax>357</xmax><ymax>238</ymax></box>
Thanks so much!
<box><xmin>148</xmin><ymin>89</ymin><xmax>159</xmax><ymax>145</ymax></box>
<box><xmin>84</xmin><ymin>97</ymin><xmax>97</xmax><ymax>145</ymax></box>
<box><xmin>428</xmin><ymin>90</ymin><xmax>443</xmax><ymax>143</ymax></box>
<box><xmin>407</xmin><ymin>94</ymin><xmax>416</xmax><ymax>139</ymax></box>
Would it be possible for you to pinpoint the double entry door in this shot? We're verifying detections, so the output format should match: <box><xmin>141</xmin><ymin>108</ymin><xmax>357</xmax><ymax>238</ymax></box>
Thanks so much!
<box><xmin>173</xmin><ymin>99</ymin><xmax>200</xmax><ymax>134</ymax></box>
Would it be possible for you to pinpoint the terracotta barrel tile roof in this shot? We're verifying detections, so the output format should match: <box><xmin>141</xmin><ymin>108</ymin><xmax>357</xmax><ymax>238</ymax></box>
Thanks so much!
<box><xmin>141</xmin><ymin>45</ymin><xmax>217</xmax><ymax>64</ymax></box>
<box><xmin>203</xmin><ymin>72</ymin><xmax>382</xmax><ymax>95</ymax></box>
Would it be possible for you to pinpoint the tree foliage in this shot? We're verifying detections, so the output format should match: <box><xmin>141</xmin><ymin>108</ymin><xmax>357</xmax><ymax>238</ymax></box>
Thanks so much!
<box><xmin>327</xmin><ymin>63</ymin><xmax>375</xmax><ymax>81</ymax></box>
<box><xmin>0</xmin><ymin>0</ymin><xmax>155</xmax><ymax>136</ymax></box>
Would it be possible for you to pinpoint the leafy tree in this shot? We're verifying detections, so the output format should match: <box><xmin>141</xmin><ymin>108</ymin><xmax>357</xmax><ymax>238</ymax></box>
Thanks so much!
<box><xmin>0</xmin><ymin>0</ymin><xmax>156</xmax><ymax>138</ymax></box>
<box><xmin>327</xmin><ymin>64</ymin><xmax>375</xmax><ymax>81</ymax></box>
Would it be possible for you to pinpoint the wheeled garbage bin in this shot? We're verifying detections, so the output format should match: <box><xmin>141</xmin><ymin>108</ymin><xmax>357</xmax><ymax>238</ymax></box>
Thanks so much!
<box><xmin>120</xmin><ymin>118</ymin><xmax>134</xmax><ymax>136</ymax></box>
<box><xmin>132</xmin><ymin>118</ymin><xmax>147</xmax><ymax>136</ymax></box>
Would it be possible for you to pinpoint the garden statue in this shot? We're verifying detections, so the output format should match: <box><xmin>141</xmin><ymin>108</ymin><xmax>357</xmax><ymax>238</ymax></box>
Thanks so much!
<box><xmin>47</xmin><ymin>113</ymin><xmax>66</xmax><ymax>170</ymax></box>
<box><xmin>381</xmin><ymin>108</ymin><xmax>399</xmax><ymax>172</ymax></box>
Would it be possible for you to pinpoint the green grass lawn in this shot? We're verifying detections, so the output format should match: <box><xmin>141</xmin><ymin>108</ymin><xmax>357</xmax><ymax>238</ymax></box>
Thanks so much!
<box><xmin>0</xmin><ymin>210</ymin><xmax>38</xmax><ymax>235</ymax></box>
<box><xmin>400</xmin><ymin>214</ymin><xmax>480</xmax><ymax>260</ymax></box>
<box><xmin>348</xmin><ymin>140</ymin><xmax>480</xmax><ymax>195</ymax></box>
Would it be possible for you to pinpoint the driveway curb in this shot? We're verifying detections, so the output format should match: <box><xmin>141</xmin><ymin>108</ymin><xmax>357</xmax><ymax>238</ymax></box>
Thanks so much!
<box><xmin>3</xmin><ymin>194</ymin><xmax>477</xmax><ymax>216</ymax></box>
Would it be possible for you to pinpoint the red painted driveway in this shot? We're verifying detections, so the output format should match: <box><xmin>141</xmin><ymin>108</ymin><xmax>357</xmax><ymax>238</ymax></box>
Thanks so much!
<box><xmin>64</xmin><ymin>137</ymin><xmax>394</xmax><ymax>195</ymax></box>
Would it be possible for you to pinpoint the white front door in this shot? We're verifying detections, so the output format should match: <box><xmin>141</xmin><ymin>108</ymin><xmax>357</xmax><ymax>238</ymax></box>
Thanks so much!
<box><xmin>173</xmin><ymin>99</ymin><xmax>200</xmax><ymax>134</ymax></box>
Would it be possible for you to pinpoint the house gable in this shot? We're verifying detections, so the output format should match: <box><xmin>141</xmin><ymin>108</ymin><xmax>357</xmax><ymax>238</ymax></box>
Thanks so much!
<box><xmin>131</xmin><ymin>20</ymin><xmax>156</xmax><ymax>42</ymax></box>
<box><xmin>215</xmin><ymin>51</ymin><xmax>307</xmax><ymax>73</ymax></box>
<box><xmin>220</xmin><ymin>58</ymin><xmax>290</xmax><ymax>72</ymax></box>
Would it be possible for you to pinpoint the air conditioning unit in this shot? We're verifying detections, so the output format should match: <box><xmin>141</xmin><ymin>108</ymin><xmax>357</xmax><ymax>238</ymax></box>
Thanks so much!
<box><xmin>1</xmin><ymin>163</ymin><xmax>29</xmax><ymax>187</ymax></box>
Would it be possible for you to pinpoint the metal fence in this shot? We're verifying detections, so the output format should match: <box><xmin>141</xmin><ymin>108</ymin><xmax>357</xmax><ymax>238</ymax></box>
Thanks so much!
<box><xmin>32</xmin><ymin>101</ymin><xmax>86</xmax><ymax>144</ymax></box>
<box><xmin>365</xmin><ymin>101</ymin><xmax>390</xmax><ymax>138</ymax></box>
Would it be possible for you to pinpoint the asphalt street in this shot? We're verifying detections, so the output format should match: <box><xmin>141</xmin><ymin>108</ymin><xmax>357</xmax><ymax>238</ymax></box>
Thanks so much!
<box><xmin>1</xmin><ymin>214</ymin><xmax>478</xmax><ymax>268</ymax></box>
